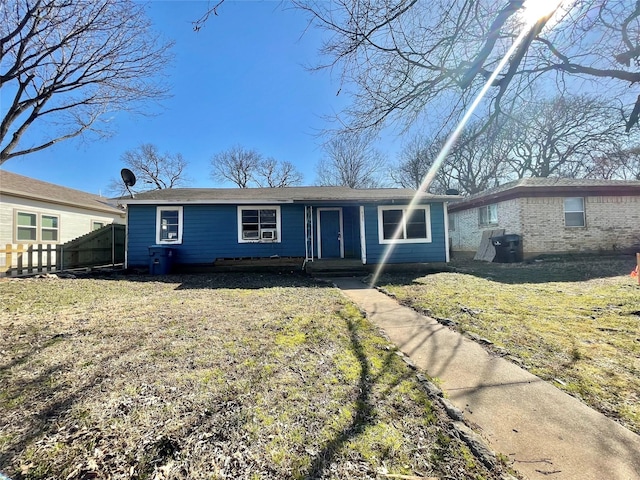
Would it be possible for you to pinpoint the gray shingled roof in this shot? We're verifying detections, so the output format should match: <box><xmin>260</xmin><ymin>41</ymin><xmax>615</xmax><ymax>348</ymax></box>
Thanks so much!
<box><xmin>469</xmin><ymin>177</ymin><xmax>640</xmax><ymax>198</ymax></box>
<box><xmin>448</xmin><ymin>177</ymin><xmax>640</xmax><ymax>212</ymax></box>
<box><xmin>0</xmin><ymin>170</ymin><xmax>124</xmax><ymax>215</ymax></box>
<box><xmin>119</xmin><ymin>186</ymin><xmax>457</xmax><ymax>204</ymax></box>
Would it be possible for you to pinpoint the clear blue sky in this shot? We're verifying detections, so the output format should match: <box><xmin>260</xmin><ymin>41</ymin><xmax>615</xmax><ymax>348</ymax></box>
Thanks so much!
<box><xmin>2</xmin><ymin>1</ymin><xmax>386</xmax><ymax>194</ymax></box>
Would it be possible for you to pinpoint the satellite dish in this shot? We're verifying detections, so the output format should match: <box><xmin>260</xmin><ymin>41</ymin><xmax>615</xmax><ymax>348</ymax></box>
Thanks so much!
<box><xmin>445</xmin><ymin>189</ymin><xmax>460</xmax><ymax>195</ymax></box>
<box><xmin>120</xmin><ymin>168</ymin><xmax>137</xmax><ymax>198</ymax></box>
<box><xmin>121</xmin><ymin>168</ymin><xmax>136</xmax><ymax>187</ymax></box>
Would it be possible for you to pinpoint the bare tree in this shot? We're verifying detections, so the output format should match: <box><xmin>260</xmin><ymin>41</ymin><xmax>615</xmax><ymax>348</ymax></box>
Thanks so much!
<box><xmin>210</xmin><ymin>145</ymin><xmax>261</xmax><ymax>188</ymax></box>
<box><xmin>504</xmin><ymin>95</ymin><xmax>626</xmax><ymax>179</ymax></box>
<box><xmin>441</xmin><ymin>120</ymin><xmax>513</xmax><ymax>194</ymax></box>
<box><xmin>0</xmin><ymin>0</ymin><xmax>172</xmax><ymax>165</ymax></box>
<box><xmin>108</xmin><ymin>144</ymin><xmax>189</xmax><ymax>196</ymax></box>
<box><xmin>394</xmin><ymin>95</ymin><xmax>634</xmax><ymax>194</ymax></box>
<box><xmin>294</xmin><ymin>0</ymin><xmax>640</xmax><ymax>136</ymax></box>
<box><xmin>316</xmin><ymin>132</ymin><xmax>389</xmax><ymax>188</ymax></box>
<box><xmin>255</xmin><ymin>158</ymin><xmax>303</xmax><ymax>187</ymax></box>
<box><xmin>588</xmin><ymin>147</ymin><xmax>640</xmax><ymax>180</ymax></box>
<box><xmin>393</xmin><ymin>135</ymin><xmax>468</xmax><ymax>194</ymax></box>
<box><xmin>391</xmin><ymin>135</ymin><xmax>433</xmax><ymax>189</ymax></box>
<box><xmin>392</xmin><ymin>119</ymin><xmax>514</xmax><ymax>195</ymax></box>
<box><xmin>210</xmin><ymin>146</ymin><xmax>302</xmax><ymax>188</ymax></box>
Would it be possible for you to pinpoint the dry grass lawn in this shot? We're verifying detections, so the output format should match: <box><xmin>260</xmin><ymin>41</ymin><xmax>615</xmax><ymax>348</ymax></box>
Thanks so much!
<box><xmin>376</xmin><ymin>255</ymin><xmax>640</xmax><ymax>435</ymax></box>
<box><xmin>0</xmin><ymin>273</ymin><xmax>507</xmax><ymax>480</ymax></box>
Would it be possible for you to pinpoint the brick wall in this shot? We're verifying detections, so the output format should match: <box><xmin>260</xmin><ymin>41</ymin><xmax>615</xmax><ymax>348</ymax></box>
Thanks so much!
<box><xmin>521</xmin><ymin>195</ymin><xmax>640</xmax><ymax>255</ymax></box>
<box><xmin>449</xmin><ymin>194</ymin><xmax>640</xmax><ymax>256</ymax></box>
<box><xmin>449</xmin><ymin>199</ymin><xmax>521</xmax><ymax>252</ymax></box>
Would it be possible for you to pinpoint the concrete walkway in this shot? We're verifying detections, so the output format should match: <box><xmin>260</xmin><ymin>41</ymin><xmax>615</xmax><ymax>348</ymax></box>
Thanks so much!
<box><xmin>331</xmin><ymin>277</ymin><xmax>640</xmax><ymax>480</ymax></box>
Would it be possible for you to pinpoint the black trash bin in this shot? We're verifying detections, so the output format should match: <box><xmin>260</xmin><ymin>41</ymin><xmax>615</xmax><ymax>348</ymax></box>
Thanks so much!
<box><xmin>491</xmin><ymin>234</ymin><xmax>522</xmax><ymax>263</ymax></box>
<box><xmin>148</xmin><ymin>245</ymin><xmax>175</xmax><ymax>275</ymax></box>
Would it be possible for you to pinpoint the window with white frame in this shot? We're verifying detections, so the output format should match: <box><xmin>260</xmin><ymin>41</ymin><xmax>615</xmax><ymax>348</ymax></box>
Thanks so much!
<box><xmin>564</xmin><ymin>197</ymin><xmax>585</xmax><ymax>227</ymax></box>
<box><xmin>15</xmin><ymin>211</ymin><xmax>59</xmax><ymax>243</ymax></box>
<box><xmin>478</xmin><ymin>204</ymin><xmax>498</xmax><ymax>226</ymax></box>
<box><xmin>156</xmin><ymin>206</ymin><xmax>183</xmax><ymax>244</ymax></box>
<box><xmin>377</xmin><ymin>206</ymin><xmax>431</xmax><ymax>244</ymax></box>
<box><xmin>237</xmin><ymin>206</ymin><xmax>281</xmax><ymax>243</ymax></box>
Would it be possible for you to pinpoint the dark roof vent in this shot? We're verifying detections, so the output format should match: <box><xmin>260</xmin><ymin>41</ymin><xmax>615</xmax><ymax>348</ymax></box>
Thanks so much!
<box><xmin>445</xmin><ymin>189</ymin><xmax>460</xmax><ymax>195</ymax></box>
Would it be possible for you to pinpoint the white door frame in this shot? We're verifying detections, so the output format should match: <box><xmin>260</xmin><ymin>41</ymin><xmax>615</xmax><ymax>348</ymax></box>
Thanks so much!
<box><xmin>316</xmin><ymin>207</ymin><xmax>344</xmax><ymax>259</ymax></box>
<box><xmin>359</xmin><ymin>205</ymin><xmax>367</xmax><ymax>265</ymax></box>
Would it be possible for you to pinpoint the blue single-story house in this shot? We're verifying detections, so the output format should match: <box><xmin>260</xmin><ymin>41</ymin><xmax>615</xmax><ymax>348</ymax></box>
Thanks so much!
<box><xmin>120</xmin><ymin>186</ymin><xmax>455</xmax><ymax>272</ymax></box>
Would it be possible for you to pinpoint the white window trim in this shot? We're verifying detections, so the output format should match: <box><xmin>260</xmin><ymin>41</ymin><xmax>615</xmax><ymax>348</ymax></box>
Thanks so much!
<box><xmin>156</xmin><ymin>206</ymin><xmax>183</xmax><ymax>244</ymax></box>
<box><xmin>14</xmin><ymin>210</ymin><xmax>60</xmax><ymax>244</ymax></box>
<box><xmin>237</xmin><ymin>205</ymin><xmax>282</xmax><ymax>243</ymax></box>
<box><xmin>377</xmin><ymin>205</ymin><xmax>432</xmax><ymax>244</ymax></box>
<box><xmin>564</xmin><ymin>197</ymin><xmax>586</xmax><ymax>228</ymax></box>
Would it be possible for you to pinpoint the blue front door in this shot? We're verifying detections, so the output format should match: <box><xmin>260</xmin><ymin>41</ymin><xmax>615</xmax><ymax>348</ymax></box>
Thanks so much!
<box><xmin>319</xmin><ymin>209</ymin><xmax>342</xmax><ymax>258</ymax></box>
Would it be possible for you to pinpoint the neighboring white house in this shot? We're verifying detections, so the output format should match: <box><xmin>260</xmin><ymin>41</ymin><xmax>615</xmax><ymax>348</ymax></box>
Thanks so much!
<box><xmin>448</xmin><ymin>178</ymin><xmax>640</xmax><ymax>258</ymax></box>
<box><xmin>0</xmin><ymin>170</ymin><xmax>125</xmax><ymax>268</ymax></box>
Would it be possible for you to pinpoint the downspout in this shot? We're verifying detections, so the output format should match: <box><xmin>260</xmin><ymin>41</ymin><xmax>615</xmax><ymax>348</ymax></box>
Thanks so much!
<box><xmin>124</xmin><ymin>208</ymin><xmax>129</xmax><ymax>270</ymax></box>
<box><xmin>359</xmin><ymin>205</ymin><xmax>367</xmax><ymax>265</ymax></box>
<box><xmin>444</xmin><ymin>202</ymin><xmax>451</xmax><ymax>263</ymax></box>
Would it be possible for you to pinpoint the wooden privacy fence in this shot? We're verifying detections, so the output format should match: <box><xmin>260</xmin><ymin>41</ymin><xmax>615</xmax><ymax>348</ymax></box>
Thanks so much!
<box><xmin>59</xmin><ymin>223</ymin><xmax>125</xmax><ymax>271</ymax></box>
<box><xmin>1</xmin><ymin>224</ymin><xmax>125</xmax><ymax>277</ymax></box>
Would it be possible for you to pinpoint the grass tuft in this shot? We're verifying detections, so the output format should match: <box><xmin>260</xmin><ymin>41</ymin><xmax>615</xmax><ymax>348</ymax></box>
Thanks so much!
<box><xmin>378</xmin><ymin>255</ymin><xmax>640</xmax><ymax>434</ymax></box>
<box><xmin>0</xmin><ymin>273</ymin><xmax>506</xmax><ymax>479</ymax></box>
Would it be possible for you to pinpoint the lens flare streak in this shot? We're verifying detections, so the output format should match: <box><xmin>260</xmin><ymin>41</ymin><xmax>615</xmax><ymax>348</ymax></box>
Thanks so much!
<box><xmin>370</xmin><ymin>4</ymin><xmax>564</xmax><ymax>286</ymax></box>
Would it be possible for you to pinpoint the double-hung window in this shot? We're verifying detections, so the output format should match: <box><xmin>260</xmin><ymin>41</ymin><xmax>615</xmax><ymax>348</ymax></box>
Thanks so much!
<box><xmin>16</xmin><ymin>212</ymin><xmax>37</xmax><ymax>241</ymax></box>
<box><xmin>564</xmin><ymin>197</ymin><xmax>585</xmax><ymax>227</ymax></box>
<box><xmin>238</xmin><ymin>206</ymin><xmax>281</xmax><ymax>242</ymax></box>
<box><xmin>41</xmin><ymin>215</ymin><xmax>59</xmax><ymax>242</ymax></box>
<box><xmin>156</xmin><ymin>206</ymin><xmax>183</xmax><ymax>244</ymax></box>
<box><xmin>15</xmin><ymin>211</ymin><xmax>59</xmax><ymax>243</ymax></box>
<box><xmin>377</xmin><ymin>206</ymin><xmax>431</xmax><ymax>244</ymax></box>
<box><xmin>478</xmin><ymin>204</ymin><xmax>498</xmax><ymax>226</ymax></box>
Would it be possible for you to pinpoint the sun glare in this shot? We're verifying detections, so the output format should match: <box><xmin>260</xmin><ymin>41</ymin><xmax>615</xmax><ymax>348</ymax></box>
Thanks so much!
<box><xmin>369</xmin><ymin>0</ymin><xmax>576</xmax><ymax>287</ymax></box>
<box><xmin>520</xmin><ymin>0</ymin><xmax>564</xmax><ymax>25</ymax></box>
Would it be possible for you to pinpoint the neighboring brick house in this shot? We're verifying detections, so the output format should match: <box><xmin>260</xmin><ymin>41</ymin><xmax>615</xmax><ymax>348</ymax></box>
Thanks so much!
<box><xmin>448</xmin><ymin>178</ymin><xmax>640</xmax><ymax>258</ymax></box>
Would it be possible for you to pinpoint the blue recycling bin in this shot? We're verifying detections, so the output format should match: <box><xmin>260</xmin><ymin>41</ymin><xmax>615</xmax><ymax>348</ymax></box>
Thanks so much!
<box><xmin>148</xmin><ymin>245</ymin><xmax>175</xmax><ymax>275</ymax></box>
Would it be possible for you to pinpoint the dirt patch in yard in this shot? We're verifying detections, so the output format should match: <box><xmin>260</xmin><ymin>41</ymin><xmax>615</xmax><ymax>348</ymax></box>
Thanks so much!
<box><xmin>376</xmin><ymin>255</ymin><xmax>640</xmax><ymax>435</ymax></box>
<box><xmin>0</xmin><ymin>273</ymin><xmax>508</xmax><ymax>479</ymax></box>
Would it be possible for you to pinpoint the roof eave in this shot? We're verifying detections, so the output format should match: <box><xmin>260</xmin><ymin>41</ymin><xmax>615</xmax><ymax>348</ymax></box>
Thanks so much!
<box><xmin>121</xmin><ymin>195</ymin><xmax>458</xmax><ymax>205</ymax></box>
<box><xmin>1</xmin><ymin>190</ymin><xmax>125</xmax><ymax>216</ymax></box>
<box><xmin>119</xmin><ymin>198</ymin><xmax>296</xmax><ymax>205</ymax></box>
<box><xmin>448</xmin><ymin>184</ymin><xmax>640</xmax><ymax>212</ymax></box>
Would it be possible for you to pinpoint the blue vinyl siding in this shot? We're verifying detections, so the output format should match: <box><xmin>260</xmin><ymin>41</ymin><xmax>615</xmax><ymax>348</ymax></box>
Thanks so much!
<box><xmin>127</xmin><ymin>204</ymin><xmax>305</xmax><ymax>268</ymax></box>
<box><xmin>363</xmin><ymin>202</ymin><xmax>447</xmax><ymax>264</ymax></box>
<box><xmin>126</xmin><ymin>200</ymin><xmax>448</xmax><ymax>268</ymax></box>
<box><xmin>126</xmin><ymin>205</ymin><xmax>157</xmax><ymax>267</ymax></box>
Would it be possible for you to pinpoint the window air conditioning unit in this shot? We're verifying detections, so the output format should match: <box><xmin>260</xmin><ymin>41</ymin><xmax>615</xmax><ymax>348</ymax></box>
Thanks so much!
<box><xmin>260</xmin><ymin>229</ymin><xmax>277</xmax><ymax>241</ymax></box>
